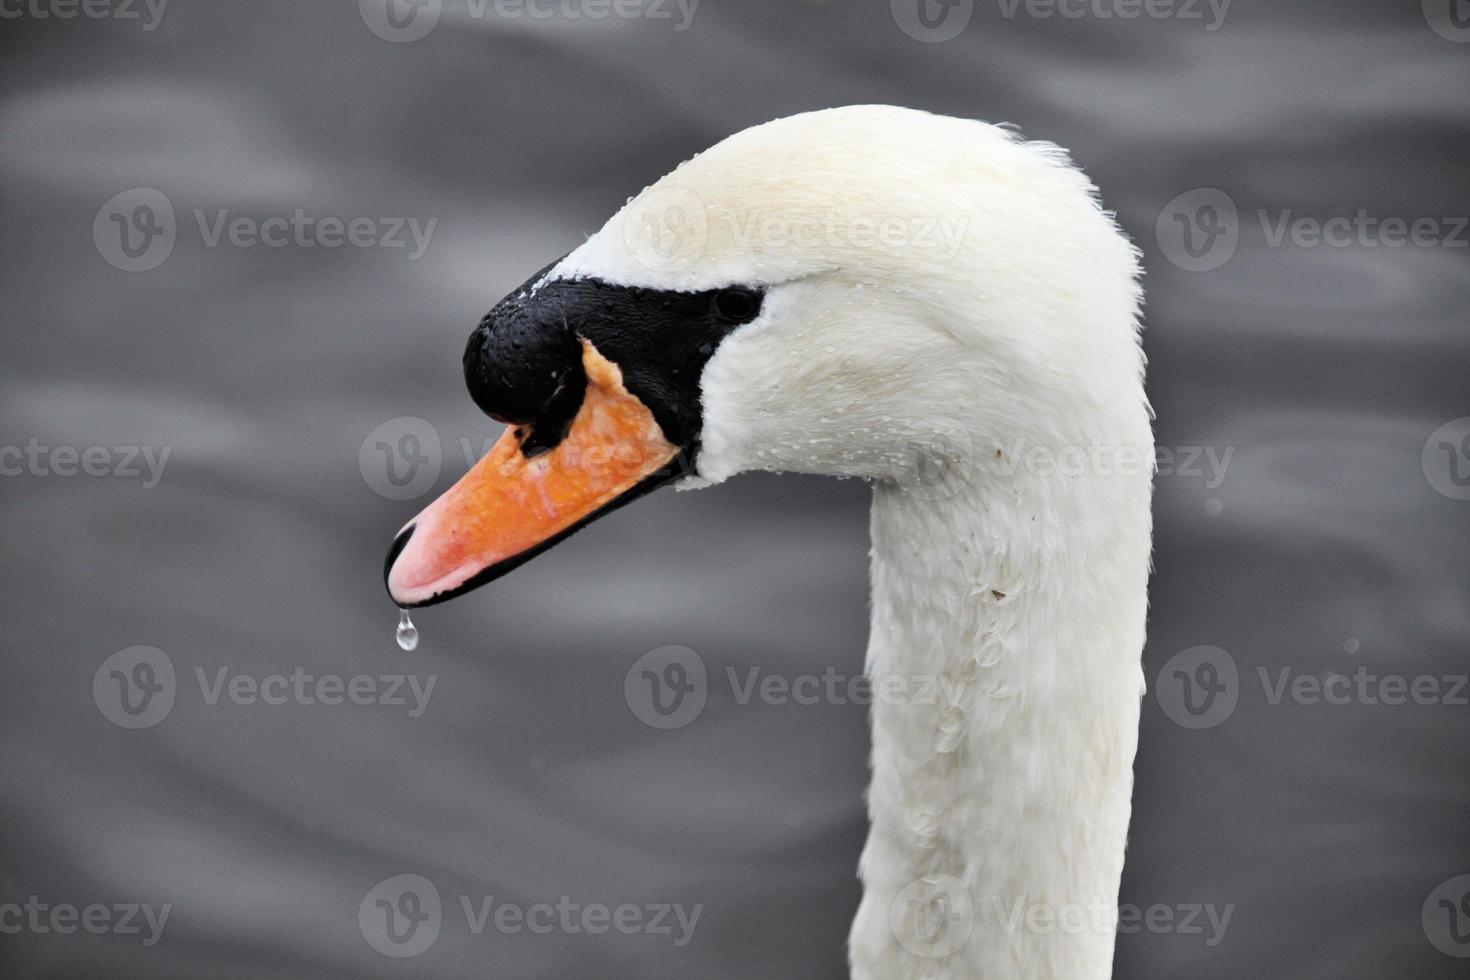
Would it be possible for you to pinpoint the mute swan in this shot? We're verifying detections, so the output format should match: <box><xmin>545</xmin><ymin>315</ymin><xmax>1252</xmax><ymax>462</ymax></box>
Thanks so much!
<box><xmin>384</xmin><ymin>105</ymin><xmax>1152</xmax><ymax>980</ymax></box>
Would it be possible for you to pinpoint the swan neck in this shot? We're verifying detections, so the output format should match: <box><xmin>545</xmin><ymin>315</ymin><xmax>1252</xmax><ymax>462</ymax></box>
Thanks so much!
<box><xmin>851</xmin><ymin>468</ymin><xmax>1150</xmax><ymax>980</ymax></box>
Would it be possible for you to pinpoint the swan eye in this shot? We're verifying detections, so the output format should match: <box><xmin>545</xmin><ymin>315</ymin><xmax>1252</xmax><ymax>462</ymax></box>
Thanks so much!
<box><xmin>712</xmin><ymin>287</ymin><xmax>762</xmax><ymax>322</ymax></box>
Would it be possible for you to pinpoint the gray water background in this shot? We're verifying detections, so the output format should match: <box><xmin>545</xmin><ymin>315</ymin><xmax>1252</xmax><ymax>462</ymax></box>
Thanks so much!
<box><xmin>1</xmin><ymin>1</ymin><xmax>1468</xmax><ymax>977</ymax></box>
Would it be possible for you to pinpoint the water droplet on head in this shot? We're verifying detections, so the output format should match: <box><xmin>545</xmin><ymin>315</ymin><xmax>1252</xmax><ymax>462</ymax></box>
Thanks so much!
<box><xmin>395</xmin><ymin>609</ymin><xmax>419</xmax><ymax>652</ymax></box>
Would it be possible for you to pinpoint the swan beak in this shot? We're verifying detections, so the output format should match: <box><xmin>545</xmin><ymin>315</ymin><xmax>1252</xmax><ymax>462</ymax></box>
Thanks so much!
<box><xmin>384</xmin><ymin>341</ymin><xmax>681</xmax><ymax>608</ymax></box>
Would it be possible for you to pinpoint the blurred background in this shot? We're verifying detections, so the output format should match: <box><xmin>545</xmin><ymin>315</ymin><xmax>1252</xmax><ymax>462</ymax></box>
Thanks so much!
<box><xmin>2</xmin><ymin>0</ymin><xmax>1468</xmax><ymax>977</ymax></box>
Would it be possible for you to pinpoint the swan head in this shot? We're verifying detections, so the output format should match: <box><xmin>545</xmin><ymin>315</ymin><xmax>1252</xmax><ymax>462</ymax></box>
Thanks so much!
<box><xmin>385</xmin><ymin>105</ymin><xmax>1146</xmax><ymax>608</ymax></box>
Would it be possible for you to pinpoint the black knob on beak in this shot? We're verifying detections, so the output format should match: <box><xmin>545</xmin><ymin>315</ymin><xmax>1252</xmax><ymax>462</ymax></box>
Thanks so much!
<box><xmin>463</xmin><ymin>294</ymin><xmax>587</xmax><ymax>454</ymax></box>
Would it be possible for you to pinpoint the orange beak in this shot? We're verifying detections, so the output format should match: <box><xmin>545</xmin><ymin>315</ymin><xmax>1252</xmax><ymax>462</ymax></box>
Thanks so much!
<box><xmin>384</xmin><ymin>340</ymin><xmax>682</xmax><ymax>607</ymax></box>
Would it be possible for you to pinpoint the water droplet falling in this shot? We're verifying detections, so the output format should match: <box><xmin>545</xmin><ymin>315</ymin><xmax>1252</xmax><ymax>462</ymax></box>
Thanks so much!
<box><xmin>396</xmin><ymin>609</ymin><xmax>419</xmax><ymax>651</ymax></box>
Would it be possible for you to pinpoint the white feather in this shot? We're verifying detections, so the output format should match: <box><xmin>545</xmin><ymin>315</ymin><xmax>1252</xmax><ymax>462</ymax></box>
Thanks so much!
<box><xmin>561</xmin><ymin>105</ymin><xmax>1152</xmax><ymax>980</ymax></box>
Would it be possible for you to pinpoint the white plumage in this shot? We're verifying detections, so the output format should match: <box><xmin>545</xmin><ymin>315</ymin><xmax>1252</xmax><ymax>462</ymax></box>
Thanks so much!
<box><xmin>554</xmin><ymin>105</ymin><xmax>1153</xmax><ymax>980</ymax></box>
